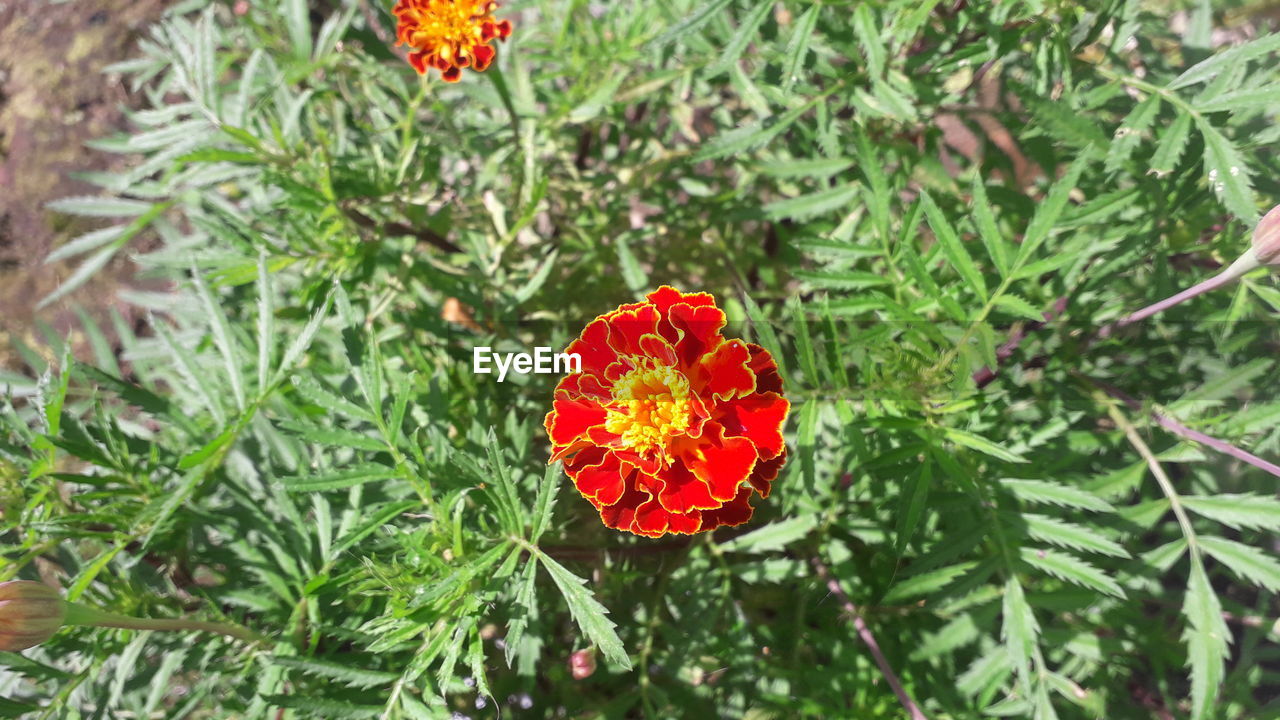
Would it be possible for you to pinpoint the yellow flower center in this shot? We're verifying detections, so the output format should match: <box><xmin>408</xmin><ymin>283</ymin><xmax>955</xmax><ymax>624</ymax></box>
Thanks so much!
<box><xmin>604</xmin><ymin>360</ymin><xmax>692</xmax><ymax>456</ymax></box>
<box><xmin>403</xmin><ymin>0</ymin><xmax>492</xmax><ymax>54</ymax></box>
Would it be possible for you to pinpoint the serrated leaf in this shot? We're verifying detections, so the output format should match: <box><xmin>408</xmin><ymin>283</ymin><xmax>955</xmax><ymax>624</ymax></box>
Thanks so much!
<box><xmin>1149</xmin><ymin>112</ymin><xmax>1192</xmax><ymax>176</ymax></box>
<box><xmin>695</xmin><ymin>96</ymin><xmax>823</xmax><ymax>161</ymax></box>
<box><xmin>1014</xmin><ymin>153</ymin><xmax>1091</xmax><ymax>268</ymax></box>
<box><xmin>782</xmin><ymin>4</ymin><xmax>819</xmax><ymax>91</ymax></box>
<box><xmin>1020</xmin><ymin>547</ymin><xmax>1126</xmax><ymax>598</ymax></box>
<box><xmin>46</xmin><ymin>196</ymin><xmax>151</xmax><ymax>218</ymax></box>
<box><xmin>281</xmin><ymin>465</ymin><xmax>400</xmax><ymax>492</ymax></box>
<box><xmin>764</xmin><ymin>183</ymin><xmax>858</xmax><ymax>221</ymax></box>
<box><xmin>883</xmin><ymin>562</ymin><xmax>977</xmax><ymax>603</ymax></box>
<box><xmin>999</xmin><ymin>479</ymin><xmax>1114</xmax><ymax>512</ymax></box>
<box><xmin>1199</xmin><ymin>535</ymin><xmax>1280</xmax><ymax>592</ymax></box>
<box><xmin>1171</xmin><ymin>32</ymin><xmax>1280</xmax><ymax>89</ymax></box>
<box><xmin>895</xmin><ymin>460</ymin><xmax>932</xmax><ymax>553</ymax></box>
<box><xmin>1196</xmin><ymin>85</ymin><xmax>1280</xmax><ymax>113</ymax></box>
<box><xmin>1182</xmin><ymin>561</ymin><xmax>1229</xmax><ymax>720</ymax></box>
<box><xmin>538</xmin><ymin>553</ymin><xmax>631</xmax><ymax>670</ymax></box>
<box><xmin>708</xmin><ymin>0</ymin><xmax>773</xmax><ymax>76</ymax></box>
<box><xmin>945</xmin><ymin>428</ymin><xmax>1028</xmax><ymax>463</ymax></box>
<box><xmin>1105</xmin><ymin>94</ymin><xmax>1161</xmax><ymax>172</ymax></box>
<box><xmin>719</xmin><ymin>515</ymin><xmax>817</xmax><ymax>553</ymax></box>
<box><xmin>993</xmin><ymin>294</ymin><xmax>1044</xmax><ymax>321</ymax></box>
<box><xmin>1182</xmin><ymin>494</ymin><xmax>1280</xmax><ymax>531</ymax></box>
<box><xmin>971</xmin><ymin>179</ymin><xmax>1010</xmax><ymax>278</ymax></box>
<box><xmin>1002</xmin><ymin>578</ymin><xmax>1039</xmax><ymax>686</ymax></box>
<box><xmin>648</xmin><ymin>0</ymin><xmax>735</xmax><ymax>49</ymax></box>
<box><xmin>1196</xmin><ymin>118</ymin><xmax>1258</xmax><ymax>223</ymax></box>
<box><xmin>1020</xmin><ymin>514</ymin><xmax>1130</xmax><ymax>558</ymax></box>
<box><xmin>268</xmin><ymin>656</ymin><xmax>398</xmax><ymax>689</ymax></box>
<box><xmin>921</xmin><ymin>190</ymin><xmax>987</xmax><ymax>298</ymax></box>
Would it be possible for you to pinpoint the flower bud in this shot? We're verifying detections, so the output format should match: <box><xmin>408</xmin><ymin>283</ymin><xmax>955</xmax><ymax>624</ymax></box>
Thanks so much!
<box><xmin>0</xmin><ymin>581</ymin><xmax>66</xmax><ymax>651</ymax></box>
<box><xmin>1253</xmin><ymin>203</ymin><xmax>1280</xmax><ymax>266</ymax></box>
<box><xmin>569</xmin><ymin>648</ymin><xmax>596</xmax><ymax>680</ymax></box>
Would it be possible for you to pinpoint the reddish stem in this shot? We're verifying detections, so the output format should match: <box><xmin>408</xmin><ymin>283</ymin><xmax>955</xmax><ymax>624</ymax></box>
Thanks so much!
<box><xmin>811</xmin><ymin>557</ymin><xmax>928</xmax><ymax>720</ymax></box>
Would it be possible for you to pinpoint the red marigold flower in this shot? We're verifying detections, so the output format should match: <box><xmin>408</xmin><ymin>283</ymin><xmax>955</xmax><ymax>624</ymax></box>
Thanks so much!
<box><xmin>392</xmin><ymin>0</ymin><xmax>512</xmax><ymax>82</ymax></box>
<box><xmin>544</xmin><ymin>287</ymin><xmax>790</xmax><ymax>538</ymax></box>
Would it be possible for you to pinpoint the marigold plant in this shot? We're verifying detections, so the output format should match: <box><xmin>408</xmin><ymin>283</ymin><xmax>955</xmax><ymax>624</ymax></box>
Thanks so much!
<box><xmin>544</xmin><ymin>287</ymin><xmax>789</xmax><ymax>537</ymax></box>
<box><xmin>393</xmin><ymin>0</ymin><xmax>511</xmax><ymax>81</ymax></box>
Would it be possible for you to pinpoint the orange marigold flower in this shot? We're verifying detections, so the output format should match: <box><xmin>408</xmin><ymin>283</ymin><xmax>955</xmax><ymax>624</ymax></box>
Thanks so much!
<box><xmin>393</xmin><ymin>0</ymin><xmax>512</xmax><ymax>82</ymax></box>
<box><xmin>544</xmin><ymin>287</ymin><xmax>790</xmax><ymax>538</ymax></box>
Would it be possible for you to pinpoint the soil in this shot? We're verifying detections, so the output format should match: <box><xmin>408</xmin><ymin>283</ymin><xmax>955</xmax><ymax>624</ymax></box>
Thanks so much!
<box><xmin>0</xmin><ymin>0</ymin><xmax>167</xmax><ymax>370</ymax></box>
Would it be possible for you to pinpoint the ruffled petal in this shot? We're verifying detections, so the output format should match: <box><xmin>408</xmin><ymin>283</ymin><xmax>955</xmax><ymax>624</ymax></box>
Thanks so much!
<box><xmin>655</xmin><ymin>463</ymin><xmax>720</xmax><ymax>514</ymax></box>
<box><xmin>695</xmin><ymin>338</ymin><xmax>755</xmax><ymax>401</ymax></box>
<box><xmin>674</xmin><ymin>424</ymin><xmax>757</xmax><ymax>502</ymax></box>
<box><xmin>719</xmin><ymin>391</ymin><xmax>789</xmax><ymax>459</ymax></box>
<box><xmin>546</xmin><ymin>396</ymin><xmax>607</xmax><ymax>447</ymax></box>
<box><xmin>699</xmin><ymin>486</ymin><xmax>755</xmax><ymax>531</ymax></box>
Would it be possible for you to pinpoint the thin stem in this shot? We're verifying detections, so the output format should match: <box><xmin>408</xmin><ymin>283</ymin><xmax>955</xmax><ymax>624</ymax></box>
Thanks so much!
<box><xmin>1083</xmin><ymin>374</ymin><xmax>1280</xmax><ymax>480</ymax></box>
<box><xmin>811</xmin><ymin>557</ymin><xmax>928</xmax><ymax>720</ymax></box>
<box><xmin>1095</xmin><ymin>392</ymin><xmax>1201</xmax><ymax>561</ymax></box>
<box><xmin>63</xmin><ymin>602</ymin><xmax>265</xmax><ymax>645</ymax></box>
<box><xmin>1098</xmin><ymin>250</ymin><xmax>1261</xmax><ymax>337</ymax></box>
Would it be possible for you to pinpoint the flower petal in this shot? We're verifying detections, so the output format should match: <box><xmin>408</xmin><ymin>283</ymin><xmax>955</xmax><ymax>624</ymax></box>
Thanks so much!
<box><xmin>674</xmin><ymin>423</ymin><xmax>756</xmax><ymax>502</ymax></box>
<box><xmin>546</xmin><ymin>396</ymin><xmax>607</xmax><ymax>447</ymax></box>
<box><xmin>695</xmin><ymin>338</ymin><xmax>755</xmax><ymax>401</ymax></box>
<box><xmin>567</xmin><ymin>449</ymin><xmax>628</xmax><ymax>507</ymax></box>
<box><xmin>746</xmin><ymin>342</ymin><xmax>784</xmax><ymax>394</ymax></box>
<box><xmin>746</xmin><ymin>448</ymin><xmax>785</xmax><ymax>498</ymax></box>
<box><xmin>719</xmin><ymin>391</ymin><xmax>789</xmax><ymax>459</ymax></box>
<box><xmin>655</xmin><ymin>464</ymin><xmax>720</xmax><ymax>513</ymax></box>
<box><xmin>699</xmin><ymin>486</ymin><xmax>754</xmax><ymax>531</ymax></box>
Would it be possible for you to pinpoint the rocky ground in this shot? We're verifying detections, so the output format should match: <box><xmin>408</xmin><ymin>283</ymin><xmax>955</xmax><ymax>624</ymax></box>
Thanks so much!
<box><xmin>0</xmin><ymin>0</ymin><xmax>166</xmax><ymax>370</ymax></box>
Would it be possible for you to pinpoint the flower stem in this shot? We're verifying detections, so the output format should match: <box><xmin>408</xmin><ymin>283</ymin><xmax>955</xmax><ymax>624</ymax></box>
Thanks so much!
<box><xmin>62</xmin><ymin>601</ymin><xmax>265</xmax><ymax>644</ymax></box>
<box><xmin>1099</xmin><ymin>249</ymin><xmax>1261</xmax><ymax>337</ymax></box>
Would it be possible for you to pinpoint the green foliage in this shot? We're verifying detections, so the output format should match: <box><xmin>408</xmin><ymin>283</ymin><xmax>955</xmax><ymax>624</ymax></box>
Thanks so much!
<box><xmin>2</xmin><ymin>0</ymin><xmax>1280</xmax><ymax>718</ymax></box>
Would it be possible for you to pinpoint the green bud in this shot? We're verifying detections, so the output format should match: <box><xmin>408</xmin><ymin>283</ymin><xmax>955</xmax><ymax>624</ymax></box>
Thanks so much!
<box><xmin>0</xmin><ymin>581</ymin><xmax>66</xmax><ymax>651</ymax></box>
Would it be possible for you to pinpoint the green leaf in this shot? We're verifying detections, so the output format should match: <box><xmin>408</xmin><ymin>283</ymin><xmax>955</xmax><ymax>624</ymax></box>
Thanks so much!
<box><xmin>1182</xmin><ymin>494</ymin><xmax>1280</xmax><ymax>531</ymax></box>
<box><xmin>1104</xmin><ymin>94</ymin><xmax>1161</xmax><ymax>173</ymax></box>
<box><xmin>764</xmin><ymin>183</ymin><xmax>859</xmax><ymax>221</ymax></box>
<box><xmin>1196</xmin><ymin>85</ymin><xmax>1280</xmax><ymax>113</ymax></box>
<box><xmin>999</xmin><ymin>479</ymin><xmax>1114</xmax><ymax>512</ymax></box>
<box><xmin>1182</xmin><ymin>560</ymin><xmax>1229</xmax><ymax>720</ymax></box>
<box><xmin>782</xmin><ymin>4</ymin><xmax>819</xmax><ymax>91</ymax></box>
<box><xmin>895</xmin><ymin>460</ymin><xmax>932</xmax><ymax>553</ymax></box>
<box><xmin>267</xmin><ymin>656</ymin><xmax>398</xmax><ymax>689</ymax></box>
<box><xmin>718</xmin><ymin>515</ymin><xmax>817</xmax><ymax>553</ymax></box>
<box><xmin>1199</xmin><ymin>535</ymin><xmax>1280</xmax><ymax>592</ymax></box>
<box><xmin>648</xmin><ymin>0</ymin><xmax>736</xmax><ymax>49</ymax></box>
<box><xmin>993</xmin><ymin>294</ymin><xmax>1044</xmax><ymax>321</ymax></box>
<box><xmin>538</xmin><ymin>553</ymin><xmax>632</xmax><ymax>670</ymax></box>
<box><xmin>264</xmin><ymin>695</ymin><xmax>382</xmax><ymax>719</ymax></box>
<box><xmin>694</xmin><ymin>96</ymin><xmax>825</xmax><ymax>161</ymax></box>
<box><xmin>272</xmin><ymin>286</ymin><xmax>335</xmax><ymax>387</ymax></box>
<box><xmin>284</xmin><ymin>0</ymin><xmax>313</xmax><ymax>59</ymax></box>
<box><xmin>614</xmin><ymin>236</ymin><xmax>648</xmax><ymax>293</ymax></box>
<box><xmin>971</xmin><ymin>179</ymin><xmax>1010</xmax><ymax>278</ymax></box>
<box><xmin>281</xmin><ymin>465</ymin><xmax>401</xmax><ymax>492</ymax></box>
<box><xmin>883</xmin><ymin>562</ymin><xmax>977</xmax><ymax>603</ymax></box>
<box><xmin>1020</xmin><ymin>547</ymin><xmax>1125</xmax><ymax>598</ymax></box>
<box><xmin>945</xmin><ymin>428</ymin><xmax>1028</xmax><ymax>463</ymax></box>
<box><xmin>708</xmin><ymin>0</ymin><xmax>773</xmax><ymax>77</ymax></box>
<box><xmin>921</xmin><ymin>191</ymin><xmax>986</xmax><ymax>298</ymax></box>
<box><xmin>1197</xmin><ymin>117</ymin><xmax>1258</xmax><ymax>223</ymax></box>
<box><xmin>1014</xmin><ymin>153</ymin><xmax>1092</xmax><ymax>268</ymax></box>
<box><xmin>1001</xmin><ymin>578</ymin><xmax>1039</xmax><ymax>687</ymax></box>
<box><xmin>1149</xmin><ymin>112</ymin><xmax>1192</xmax><ymax>176</ymax></box>
<box><xmin>1020</xmin><ymin>514</ymin><xmax>1129</xmax><ymax>558</ymax></box>
<box><xmin>45</xmin><ymin>196</ymin><xmax>151</xmax><ymax>218</ymax></box>
<box><xmin>1171</xmin><ymin>32</ymin><xmax>1280</xmax><ymax>89</ymax></box>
